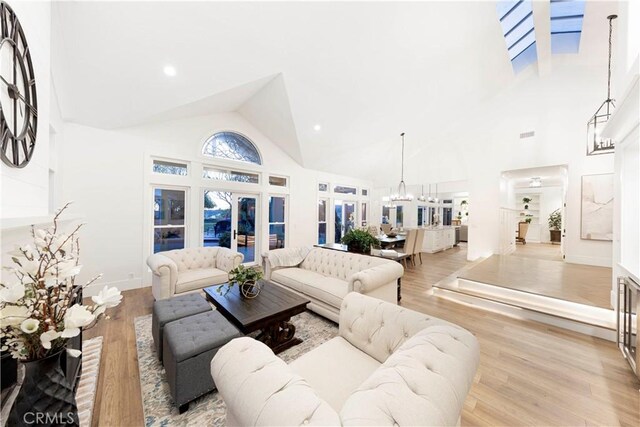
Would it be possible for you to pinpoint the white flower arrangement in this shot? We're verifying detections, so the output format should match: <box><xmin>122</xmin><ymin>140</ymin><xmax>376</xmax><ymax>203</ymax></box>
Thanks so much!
<box><xmin>0</xmin><ymin>203</ymin><xmax>122</xmax><ymax>361</ymax></box>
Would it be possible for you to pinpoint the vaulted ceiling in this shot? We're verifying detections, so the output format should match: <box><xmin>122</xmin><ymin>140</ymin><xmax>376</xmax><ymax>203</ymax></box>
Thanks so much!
<box><xmin>50</xmin><ymin>1</ymin><xmax>617</xmax><ymax>181</ymax></box>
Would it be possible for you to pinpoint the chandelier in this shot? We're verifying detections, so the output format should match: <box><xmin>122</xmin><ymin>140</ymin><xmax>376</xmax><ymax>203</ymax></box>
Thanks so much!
<box><xmin>586</xmin><ymin>14</ymin><xmax>617</xmax><ymax>156</ymax></box>
<box><xmin>529</xmin><ymin>177</ymin><xmax>542</xmax><ymax>188</ymax></box>
<box><xmin>384</xmin><ymin>187</ymin><xmax>397</xmax><ymax>208</ymax></box>
<box><xmin>418</xmin><ymin>184</ymin><xmax>426</xmax><ymax>202</ymax></box>
<box><xmin>390</xmin><ymin>132</ymin><xmax>413</xmax><ymax>201</ymax></box>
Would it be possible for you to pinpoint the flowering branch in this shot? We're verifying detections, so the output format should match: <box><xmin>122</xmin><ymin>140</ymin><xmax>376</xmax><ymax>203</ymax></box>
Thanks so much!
<box><xmin>0</xmin><ymin>203</ymin><xmax>123</xmax><ymax>361</ymax></box>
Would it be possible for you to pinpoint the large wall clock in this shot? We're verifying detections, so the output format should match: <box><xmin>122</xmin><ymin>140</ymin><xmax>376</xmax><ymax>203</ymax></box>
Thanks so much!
<box><xmin>0</xmin><ymin>1</ymin><xmax>37</xmax><ymax>168</ymax></box>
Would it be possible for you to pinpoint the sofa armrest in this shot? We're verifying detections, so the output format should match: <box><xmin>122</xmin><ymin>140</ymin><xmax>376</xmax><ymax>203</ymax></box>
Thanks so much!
<box><xmin>215</xmin><ymin>247</ymin><xmax>243</xmax><ymax>273</ymax></box>
<box><xmin>146</xmin><ymin>254</ymin><xmax>178</xmax><ymax>299</ymax></box>
<box><xmin>211</xmin><ymin>337</ymin><xmax>340</xmax><ymax>426</ymax></box>
<box><xmin>349</xmin><ymin>261</ymin><xmax>404</xmax><ymax>294</ymax></box>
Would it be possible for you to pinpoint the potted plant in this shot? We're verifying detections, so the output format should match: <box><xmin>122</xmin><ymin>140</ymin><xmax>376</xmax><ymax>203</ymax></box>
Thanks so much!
<box><xmin>217</xmin><ymin>265</ymin><xmax>264</xmax><ymax>299</ymax></box>
<box><xmin>341</xmin><ymin>229</ymin><xmax>380</xmax><ymax>254</ymax></box>
<box><xmin>548</xmin><ymin>209</ymin><xmax>562</xmax><ymax>243</ymax></box>
<box><xmin>522</xmin><ymin>197</ymin><xmax>532</xmax><ymax>210</ymax></box>
<box><xmin>525</xmin><ymin>215</ymin><xmax>533</xmax><ymax>224</ymax></box>
<box><xmin>0</xmin><ymin>203</ymin><xmax>122</xmax><ymax>425</ymax></box>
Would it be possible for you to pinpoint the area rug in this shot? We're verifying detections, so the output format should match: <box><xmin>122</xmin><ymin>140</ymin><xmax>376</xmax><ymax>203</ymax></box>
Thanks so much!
<box><xmin>134</xmin><ymin>311</ymin><xmax>338</xmax><ymax>426</ymax></box>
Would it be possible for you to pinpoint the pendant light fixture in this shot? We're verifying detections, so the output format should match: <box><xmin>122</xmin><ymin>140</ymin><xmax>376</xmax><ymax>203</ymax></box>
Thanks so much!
<box><xmin>418</xmin><ymin>184</ymin><xmax>426</xmax><ymax>202</ymax></box>
<box><xmin>434</xmin><ymin>183</ymin><xmax>439</xmax><ymax>203</ymax></box>
<box><xmin>390</xmin><ymin>132</ymin><xmax>413</xmax><ymax>201</ymax></box>
<box><xmin>427</xmin><ymin>184</ymin><xmax>433</xmax><ymax>202</ymax></box>
<box><xmin>586</xmin><ymin>14</ymin><xmax>617</xmax><ymax>156</ymax></box>
<box><xmin>384</xmin><ymin>187</ymin><xmax>397</xmax><ymax>208</ymax></box>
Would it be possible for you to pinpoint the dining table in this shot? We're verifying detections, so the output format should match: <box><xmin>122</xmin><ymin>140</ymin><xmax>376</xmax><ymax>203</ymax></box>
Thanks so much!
<box><xmin>377</xmin><ymin>234</ymin><xmax>406</xmax><ymax>248</ymax></box>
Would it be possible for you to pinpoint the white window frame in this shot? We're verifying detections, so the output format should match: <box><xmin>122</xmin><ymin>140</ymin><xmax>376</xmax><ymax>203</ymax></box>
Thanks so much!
<box><xmin>268</xmin><ymin>194</ymin><xmax>288</xmax><ymax>249</ymax></box>
<box><xmin>318</xmin><ymin>197</ymin><xmax>329</xmax><ymax>244</ymax></box>
<box><xmin>151</xmin><ymin>185</ymin><xmax>189</xmax><ymax>254</ymax></box>
<box><xmin>268</xmin><ymin>174</ymin><xmax>289</xmax><ymax>188</ymax></box>
<box><xmin>200</xmin><ymin>129</ymin><xmax>264</xmax><ymax>166</ymax></box>
<box><xmin>152</xmin><ymin>157</ymin><xmax>190</xmax><ymax>177</ymax></box>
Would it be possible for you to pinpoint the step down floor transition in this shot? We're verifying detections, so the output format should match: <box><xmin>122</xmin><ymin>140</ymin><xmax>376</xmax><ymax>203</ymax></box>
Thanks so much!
<box><xmin>432</xmin><ymin>255</ymin><xmax>616</xmax><ymax>341</ymax></box>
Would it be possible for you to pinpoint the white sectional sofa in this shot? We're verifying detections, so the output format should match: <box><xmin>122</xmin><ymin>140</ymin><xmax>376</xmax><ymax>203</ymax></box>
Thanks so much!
<box><xmin>146</xmin><ymin>247</ymin><xmax>243</xmax><ymax>300</ymax></box>
<box><xmin>211</xmin><ymin>292</ymin><xmax>480</xmax><ymax>426</ymax></box>
<box><xmin>263</xmin><ymin>247</ymin><xmax>404</xmax><ymax>322</ymax></box>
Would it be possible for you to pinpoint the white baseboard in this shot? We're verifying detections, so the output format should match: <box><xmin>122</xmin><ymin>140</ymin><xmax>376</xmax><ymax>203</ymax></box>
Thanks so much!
<box><xmin>83</xmin><ymin>277</ymin><xmax>146</xmax><ymax>297</ymax></box>
<box><xmin>564</xmin><ymin>254</ymin><xmax>612</xmax><ymax>268</ymax></box>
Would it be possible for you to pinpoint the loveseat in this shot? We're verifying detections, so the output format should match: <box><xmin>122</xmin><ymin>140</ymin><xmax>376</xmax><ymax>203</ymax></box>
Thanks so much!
<box><xmin>211</xmin><ymin>292</ymin><xmax>479</xmax><ymax>426</ymax></box>
<box><xmin>263</xmin><ymin>247</ymin><xmax>403</xmax><ymax>322</ymax></box>
<box><xmin>147</xmin><ymin>247</ymin><xmax>243</xmax><ymax>300</ymax></box>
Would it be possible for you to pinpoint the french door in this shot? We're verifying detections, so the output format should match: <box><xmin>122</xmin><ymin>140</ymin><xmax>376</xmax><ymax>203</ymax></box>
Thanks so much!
<box><xmin>203</xmin><ymin>190</ymin><xmax>259</xmax><ymax>264</ymax></box>
<box><xmin>334</xmin><ymin>200</ymin><xmax>357</xmax><ymax>243</ymax></box>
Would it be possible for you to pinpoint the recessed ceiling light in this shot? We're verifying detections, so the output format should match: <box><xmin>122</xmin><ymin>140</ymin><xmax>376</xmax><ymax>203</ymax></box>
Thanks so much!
<box><xmin>163</xmin><ymin>65</ymin><xmax>176</xmax><ymax>77</ymax></box>
<box><xmin>313</xmin><ymin>124</ymin><xmax>322</xmax><ymax>132</ymax></box>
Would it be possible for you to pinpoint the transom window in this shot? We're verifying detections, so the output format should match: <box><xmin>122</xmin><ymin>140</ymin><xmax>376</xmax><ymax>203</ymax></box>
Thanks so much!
<box><xmin>202</xmin><ymin>131</ymin><xmax>262</xmax><ymax>165</ymax></box>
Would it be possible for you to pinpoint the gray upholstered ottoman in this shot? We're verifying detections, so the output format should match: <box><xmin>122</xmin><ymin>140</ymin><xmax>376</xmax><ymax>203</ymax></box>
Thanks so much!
<box><xmin>152</xmin><ymin>293</ymin><xmax>211</xmax><ymax>362</ymax></box>
<box><xmin>163</xmin><ymin>310</ymin><xmax>242</xmax><ymax>413</ymax></box>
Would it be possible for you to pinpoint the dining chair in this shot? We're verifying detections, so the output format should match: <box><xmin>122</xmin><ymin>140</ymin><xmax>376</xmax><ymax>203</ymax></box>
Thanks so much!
<box><xmin>399</xmin><ymin>229</ymin><xmax>417</xmax><ymax>267</ymax></box>
<box><xmin>367</xmin><ymin>225</ymin><xmax>379</xmax><ymax>237</ymax></box>
<box><xmin>413</xmin><ymin>228</ymin><xmax>425</xmax><ymax>265</ymax></box>
<box><xmin>381</xmin><ymin>224</ymin><xmax>392</xmax><ymax>235</ymax></box>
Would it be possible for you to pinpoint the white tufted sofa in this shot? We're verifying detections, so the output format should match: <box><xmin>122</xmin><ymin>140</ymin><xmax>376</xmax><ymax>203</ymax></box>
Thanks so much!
<box><xmin>147</xmin><ymin>247</ymin><xmax>243</xmax><ymax>300</ymax></box>
<box><xmin>211</xmin><ymin>292</ymin><xmax>479</xmax><ymax>426</ymax></box>
<box><xmin>263</xmin><ymin>247</ymin><xmax>403</xmax><ymax>322</ymax></box>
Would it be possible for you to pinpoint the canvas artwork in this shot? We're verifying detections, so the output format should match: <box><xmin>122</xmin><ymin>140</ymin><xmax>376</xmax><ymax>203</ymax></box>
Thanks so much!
<box><xmin>581</xmin><ymin>174</ymin><xmax>614</xmax><ymax>241</ymax></box>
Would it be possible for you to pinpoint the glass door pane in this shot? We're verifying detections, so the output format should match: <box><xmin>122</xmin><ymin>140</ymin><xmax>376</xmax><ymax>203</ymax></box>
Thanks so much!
<box><xmin>153</xmin><ymin>188</ymin><xmax>186</xmax><ymax>253</ymax></box>
<box><xmin>334</xmin><ymin>202</ymin><xmax>343</xmax><ymax>243</ymax></box>
<box><xmin>318</xmin><ymin>199</ymin><xmax>328</xmax><ymax>244</ymax></box>
<box><xmin>236</xmin><ymin>195</ymin><xmax>258</xmax><ymax>263</ymax></box>
<box><xmin>334</xmin><ymin>200</ymin><xmax>356</xmax><ymax>243</ymax></box>
<box><xmin>269</xmin><ymin>196</ymin><xmax>286</xmax><ymax>249</ymax></box>
<box><xmin>203</xmin><ymin>190</ymin><xmax>232</xmax><ymax>248</ymax></box>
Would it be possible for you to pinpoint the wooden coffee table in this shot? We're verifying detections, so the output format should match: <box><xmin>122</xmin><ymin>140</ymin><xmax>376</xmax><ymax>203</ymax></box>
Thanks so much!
<box><xmin>203</xmin><ymin>281</ymin><xmax>310</xmax><ymax>354</ymax></box>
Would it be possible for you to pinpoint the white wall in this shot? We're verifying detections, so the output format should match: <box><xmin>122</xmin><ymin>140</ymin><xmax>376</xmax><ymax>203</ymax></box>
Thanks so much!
<box><xmin>385</xmin><ymin>53</ymin><xmax>617</xmax><ymax>266</ymax></box>
<box><xmin>0</xmin><ymin>0</ymin><xmax>52</xmax><ymax>219</ymax></box>
<box><xmin>58</xmin><ymin>112</ymin><xmax>372</xmax><ymax>294</ymax></box>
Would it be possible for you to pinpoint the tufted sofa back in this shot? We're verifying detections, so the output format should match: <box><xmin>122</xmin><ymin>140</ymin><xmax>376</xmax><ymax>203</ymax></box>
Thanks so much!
<box><xmin>300</xmin><ymin>248</ymin><xmax>392</xmax><ymax>281</ymax></box>
<box><xmin>340</xmin><ymin>324</ymin><xmax>479</xmax><ymax>426</ymax></box>
<box><xmin>339</xmin><ymin>292</ymin><xmax>462</xmax><ymax>363</ymax></box>
<box><xmin>160</xmin><ymin>247</ymin><xmax>220</xmax><ymax>272</ymax></box>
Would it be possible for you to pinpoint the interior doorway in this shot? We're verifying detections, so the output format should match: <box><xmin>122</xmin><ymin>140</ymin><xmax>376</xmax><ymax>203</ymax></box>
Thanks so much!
<box><xmin>500</xmin><ymin>165</ymin><xmax>568</xmax><ymax>261</ymax></box>
<box><xmin>203</xmin><ymin>190</ymin><xmax>259</xmax><ymax>264</ymax></box>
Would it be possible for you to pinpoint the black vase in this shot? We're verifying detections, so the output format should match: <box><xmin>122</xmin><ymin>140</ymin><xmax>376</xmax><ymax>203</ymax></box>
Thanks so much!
<box><xmin>8</xmin><ymin>350</ymin><xmax>79</xmax><ymax>427</ymax></box>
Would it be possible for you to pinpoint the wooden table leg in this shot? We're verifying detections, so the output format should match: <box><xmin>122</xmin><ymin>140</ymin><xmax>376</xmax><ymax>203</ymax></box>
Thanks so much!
<box><xmin>256</xmin><ymin>318</ymin><xmax>303</xmax><ymax>354</ymax></box>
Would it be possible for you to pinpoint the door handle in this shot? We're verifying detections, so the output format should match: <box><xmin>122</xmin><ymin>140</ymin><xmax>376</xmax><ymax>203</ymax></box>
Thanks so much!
<box><xmin>233</xmin><ymin>230</ymin><xmax>237</xmax><ymax>239</ymax></box>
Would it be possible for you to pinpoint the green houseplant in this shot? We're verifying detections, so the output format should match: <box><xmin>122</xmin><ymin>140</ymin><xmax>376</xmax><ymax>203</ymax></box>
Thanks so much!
<box><xmin>217</xmin><ymin>265</ymin><xmax>264</xmax><ymax>298</ymax></box>
<box><xmin>341</xmin><ymin>229</ymin><xmax>380</xmax><ymax>254</ymax></box>
<box><xmin>548</xmin><ymin>209</ymin><xmax>562</xmax><ymax>243</ymax></box>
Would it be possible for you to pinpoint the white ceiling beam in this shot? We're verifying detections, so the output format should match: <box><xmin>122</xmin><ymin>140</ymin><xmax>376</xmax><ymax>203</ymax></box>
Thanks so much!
<box><xmin>533</xmin><ymin>0</ymin><xmax>552</xmax><ymax>77</ymax></box>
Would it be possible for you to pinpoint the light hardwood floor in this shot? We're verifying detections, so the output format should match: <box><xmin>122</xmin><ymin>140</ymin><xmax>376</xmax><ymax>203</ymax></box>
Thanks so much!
<box><xmin>512</xmin><ymin>242</ymin><xmax>563</xmax><ymax>262</ymax></box>
<box><xmin>459</xmin><ymin>254</ymin><xmax>612</xmax><ymax>309</ymax></box>
<box><xmin>84</xmin><ymin>248</ymin><xmax>639</xmax><ymax>426</ymax></box>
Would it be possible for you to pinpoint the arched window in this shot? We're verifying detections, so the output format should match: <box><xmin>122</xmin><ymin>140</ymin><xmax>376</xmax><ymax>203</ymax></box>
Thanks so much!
<box><xmin>202</xmin><ymin>131</ymin><xmax>262</xmax><ymax>165</ymax></box>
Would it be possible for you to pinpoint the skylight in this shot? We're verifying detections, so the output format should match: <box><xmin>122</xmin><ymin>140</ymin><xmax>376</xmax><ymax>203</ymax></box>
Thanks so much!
<box><xmin>497</xmin><ymin>0</ymin><xmax>537</xmax><ymax>73</ymax></box>
<box><xmin>550</xmin><ymin>0</ymin><xmax>586</xmax><ymax>54</ymax></box>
